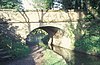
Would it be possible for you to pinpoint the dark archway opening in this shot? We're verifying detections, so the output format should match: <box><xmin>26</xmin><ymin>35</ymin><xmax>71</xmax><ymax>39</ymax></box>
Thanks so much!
<box><xmin>26</xmin><ymin>26</ymin><xmax>64</xmax><ymax>50</ymax></box>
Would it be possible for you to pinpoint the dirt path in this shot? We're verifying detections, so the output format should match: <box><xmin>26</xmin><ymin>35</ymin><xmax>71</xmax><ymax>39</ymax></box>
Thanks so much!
<box><xmin>7</xmin><ymin>46</ymin><xmax>45</xmax><ymax>65</ymax></box>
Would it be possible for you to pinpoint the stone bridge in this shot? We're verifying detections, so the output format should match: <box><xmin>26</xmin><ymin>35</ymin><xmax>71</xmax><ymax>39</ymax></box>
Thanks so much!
<box><xmin>9</xmin><ymin>22</ymin><xmax>67</xmax><ymax>38</ymax></box>
<box><xmin>7</xmin><ymin>22</ymin><xmax>79</xmax><ymax>50</ymax></box>
<box><xmin>0</xmin><ymin>10</ymin><xmax>84</xmax><ymax>50</ymax></box>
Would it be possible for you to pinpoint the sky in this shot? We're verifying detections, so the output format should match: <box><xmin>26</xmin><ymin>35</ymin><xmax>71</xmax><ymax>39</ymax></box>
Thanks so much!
<box><xmin>21</xmin><ymin>0</ymin><xmax>35</xmax><ymax>10</ymax></box>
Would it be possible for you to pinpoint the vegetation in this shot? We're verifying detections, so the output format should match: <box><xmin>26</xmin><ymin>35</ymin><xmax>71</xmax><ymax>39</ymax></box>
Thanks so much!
<box><xmin>0</xmin><ymin>0</ymin><xmax>20</xmax><ymax>9</ymax></box>
<box><xmin>74</xmin><ymin>0</ymin><xmax>100</xmax><ymax>56</ymax></box>
<box><xmin>26</xmin><ymin>29</ymin><xmax>49</xmax><ymax>48</ymax></box>
<box><xmin>88</xmin><ymin>0</ymin><xmax>100</xmax><ymax>17</ymax></box>
<box><xmin>75</xmin><ymin>19</ymin><xmax>100</xmax><ymax>55</ymax></box>
<box><xmin>32</xmin><ymin>0</ymin><xmax>53</xmax><ymax>10</ymax></box>
<box><xmin>0</xmin><ymin>0</ymin><xmax>100</xmax><ymax>64</ymax></box>
<box><xmin>10</xmin><ymin>42</ymin><xmax>30</xmax><ymax>59</ymax></box>
<box><xmin>0</xmin><ymin>18</ymin><xmax>30</xmax><ymax>60</ymax></box>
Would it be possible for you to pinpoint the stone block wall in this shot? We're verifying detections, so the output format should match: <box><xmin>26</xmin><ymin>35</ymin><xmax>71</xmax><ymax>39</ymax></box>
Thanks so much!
<box><xmin>0</xmin><ymin>9</ymin><xmax>85</xmax><ymax>50</ymax></box>
<box><xmin>0</xmin><ymin>9</ymin><xmax>85</xmax><ymax>22</ymax></box>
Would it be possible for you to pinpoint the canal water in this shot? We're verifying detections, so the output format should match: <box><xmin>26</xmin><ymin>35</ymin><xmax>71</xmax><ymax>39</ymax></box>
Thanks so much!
<box><xmin>53</xmin><ymin>45</ymin><xmax>100</xmax><ymax>65</ymax></box>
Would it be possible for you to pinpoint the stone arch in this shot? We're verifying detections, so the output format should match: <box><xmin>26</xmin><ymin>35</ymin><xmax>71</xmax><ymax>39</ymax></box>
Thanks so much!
<box><xmin>26</xmin><ymin>26</ymin><xmax>64</xmax><ymax>49</ymax></box>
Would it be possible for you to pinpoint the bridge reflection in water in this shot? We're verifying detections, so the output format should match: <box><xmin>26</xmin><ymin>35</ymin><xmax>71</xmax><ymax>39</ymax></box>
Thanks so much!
<box><xmin>53</xmin><ymin>45</ymin><xmax>100</xmax><ymax>65</ymax></box>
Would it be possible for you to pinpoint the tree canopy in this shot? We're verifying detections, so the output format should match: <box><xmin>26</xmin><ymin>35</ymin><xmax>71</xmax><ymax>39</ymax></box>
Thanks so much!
<box><xmin>0</xmin><ymin>0</ymin><xmax>20</xmax><ymax>9</ymax></box>
<box><xmin>32</xmin><ymin>0</ymin><xmax>53</xmax><ymax>10</ymax></box>
<box><xmin>0</xmin><ymin>0</ymin><xmax>100</xmax><ymax>18</ymax></box>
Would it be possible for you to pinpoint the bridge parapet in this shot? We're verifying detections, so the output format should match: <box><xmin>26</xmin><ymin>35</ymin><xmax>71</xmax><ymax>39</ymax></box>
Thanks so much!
<box><xmin>0</xmin><ymin>10</ymin><xmax>85</xmax><ymax>22</ymax></box>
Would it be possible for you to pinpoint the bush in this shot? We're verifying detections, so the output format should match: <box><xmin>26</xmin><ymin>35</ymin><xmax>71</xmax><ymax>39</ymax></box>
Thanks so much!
<box><xmin>0</xmin><ymin>32</ymin><xmax>30</xmax><ymax>59</ymax></box>
<box><xmin>75</xmin><ymin>21</ymin><xmax>100</xmax><ymax>55</ymax></box>
<box><xmin>10</xmin><ymin>42</ymin><xmax>30</xmax><ymax>59</ymax></box>
<box><xmin>0</xmin><ymin>18</ymin><xmax>30</xmax><ymax>60</ymax></box>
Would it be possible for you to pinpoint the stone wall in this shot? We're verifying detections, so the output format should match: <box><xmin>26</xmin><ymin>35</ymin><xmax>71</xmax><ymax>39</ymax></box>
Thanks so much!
<box><xmin>0</xmin><ymin>9</ymin><xmax>84</xmax><ymax>50</ymax></box>
<box><xmin>0</xmin><ymin>9</ymin><xmax>85</xmax><ymax>22</ymax></box>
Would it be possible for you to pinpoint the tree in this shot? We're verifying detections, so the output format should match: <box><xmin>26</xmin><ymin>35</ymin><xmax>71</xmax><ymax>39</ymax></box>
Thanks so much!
<box><xmin>0</xmin><ymin>0</ymin><xmax>20</xmax><ymax>9</ymax></box>
<box><xmin>88</xmin><ymin>0</ymin><xmax>100</xmax><ymax>17</ymax></box>
<box><xmin>32</xmin><ymin>0</ymin><xmax>53</xmax><ymax>10</ymax></box>
<box><xmin>30</xmin><ymin>0</ymin><xmax>53</xmax><ymax>22</ymax></box>
<box><xmin>62</xmin><ymin>0</ymin><xmax>73</xmax><ymax>9</ymax></box>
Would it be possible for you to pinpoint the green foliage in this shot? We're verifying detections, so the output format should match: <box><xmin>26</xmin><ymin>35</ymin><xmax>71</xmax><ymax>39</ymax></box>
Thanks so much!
<box><xmin>75</xmin><ymin>21</ymin><xmax>100</xmax><ymax>55</ymax></box>
<box><xmin>26</xmin><ymin>29</ymin><xmax>49</xmax><ymax>46</ymax></box>
<box><xmin>83</xmin><ymin>13</ymin><xmax>94</xmax><ymax>21</ymax></box>
<box><xmin>0</xmin><ymin>0</ymin><xmax>20</xmax><ymax>9</ymax></box>
<box><xmin>44</xmin><ymin>0</ymin><xmax>53</xmax><ymax>9</ymax></box>
<box><xmin>32</xmin><ymin>0</ymin><xmax>53</xmax><ymax>10</ymax></box>
<box><xmin>88</xmin><ymin>0</ymin><xmax>99</xmax><ymax>9</ymax></box>
<box><xmin>10</xmin><ymin>42</ymin><xmax>30</xmax><ymax>59</ymax></box>
<box><xmin>0</xmin><ymin>33</ymin><xmax>30</xmax><ymax>59</ymax></box>
<box><xmin>0</xmin><ymin>37</ymin><xmax>30</xmax><ymax>59</ymax></box>
<box><xmin>62</xmin><ymin>0</ymin><xmax>74</xmax><ymax>9</ymax></box>
<box><xmin>38</xmin><ymin>42</ymin><xmax>49</xmax><ymax>49</ymax></box>
<box><xmin>88</xmin><ymin>0</ymin><xmax>100</xmax><ymax>16</ymax></box>
<box><xmin>0</xmin><ymin>18</ymin><xmax>30</xmax><ymax>60</ymax></box>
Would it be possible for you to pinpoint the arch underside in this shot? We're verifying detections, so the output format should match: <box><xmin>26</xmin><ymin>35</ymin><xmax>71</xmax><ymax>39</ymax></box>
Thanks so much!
<box><xmin>26</xmin><ymin>26</ymin><xmax>64</xmax><ymax>49</ymax></box>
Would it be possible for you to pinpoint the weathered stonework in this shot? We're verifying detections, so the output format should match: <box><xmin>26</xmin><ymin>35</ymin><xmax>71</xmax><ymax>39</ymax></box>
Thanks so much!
<box><xmin>0</xmin><ymin>10</ymin><xmax>84</xmax><ymax>50</ymax></box>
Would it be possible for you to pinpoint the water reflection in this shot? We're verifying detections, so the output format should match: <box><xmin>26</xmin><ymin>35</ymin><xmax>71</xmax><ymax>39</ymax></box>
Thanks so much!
<box><xmin>53</xmin><ymin>45</ymin><xmax>100</xmax><ymax>65</ymax></box>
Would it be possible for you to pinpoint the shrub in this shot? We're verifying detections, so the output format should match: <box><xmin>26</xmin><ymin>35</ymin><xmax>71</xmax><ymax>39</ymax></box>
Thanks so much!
<box><xmin>75</xmin><ymin>21</ymin><xmax>100</xmax><ymax>55</ymax></box>
<box><xmin>10</xmin><ymin>42</ymin><xmax>30</xmax><ymax>59</ymax></box>
<box><xmin>0</xmin><ymin>18</ymin><xmax>30</xmax><ymax>60</ymax></box>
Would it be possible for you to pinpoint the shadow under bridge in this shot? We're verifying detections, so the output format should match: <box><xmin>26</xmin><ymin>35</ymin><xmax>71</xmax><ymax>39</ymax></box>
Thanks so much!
<box><xmin>26</xmin><ymin>26</ymin><xmax>64</xmax><ymax>49</ymax></box>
